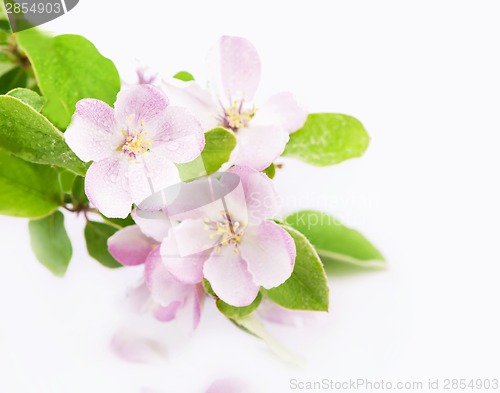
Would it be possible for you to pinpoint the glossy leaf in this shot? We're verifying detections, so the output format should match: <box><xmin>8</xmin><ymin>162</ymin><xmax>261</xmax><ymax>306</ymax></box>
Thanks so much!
<box><xmin>284</xmin><ymin>113</ymin><xmax>370</xmax><ymax>166</ymax></box>
<box><xmin>0</xmin><ymin>149</ymin><xmax>61</xmax><ymax>218</ymax></box>
<box><xmin>177</xmin><ymin>127</ymin><xmax>236</xmax><ymax>180</ymax></box>
<box><xmin>285</xmin><ymin>210</ymin><xmax>386</xmax><ymax>269</ymax></box>
<box><xmin>84</xmin><ymin>221</ymin><xmax>122</xmax><ymax>268</ymax></box>
<box><xmin>217</xmin><ymin>292</ymin><xmax>263</xmax><ymax>319</ymax></box>
<box><xmin>29</xmin><ymin>210</ymin><xmax>72</xmax><ymax>276</ymax></box>
<box><xmin>7</xmin><ymin>87</ymin><xmax>45</xmax><ymax>111</ymax></box>
<box><xmin>0</xmin><ymin>95</ymin><xmax>87</xmax><ymax>175</ymax></box>
<box><xmin>17</xmin><ymin>30</ymin><xmax>121</xmax><ymax>129</ymax></box>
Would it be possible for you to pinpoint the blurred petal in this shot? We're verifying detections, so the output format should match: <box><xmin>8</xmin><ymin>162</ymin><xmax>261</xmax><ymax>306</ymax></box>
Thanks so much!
<box><xmin>150</xmin><ymin>106</ymin><xmax>205</xmax><ymax>163</ymax></box>
<box><xmin>192</xmin><ymin>284</ymin><xmax>205</xmax><ymax>329</ymax></box>
<box><xmin>65</xmin><ymin>99</ymin><xmax>122</xmax><ymax>162</ymax></box>
<box><xmin>228</xmin><ymin>166</ymin><xmax>279</xmax><ymax>223</ymax></box>
<box><xmin>153</xmin><ymin>301</ymin><xmax>182</xmax><ymax>322</ymax></box>
<box><xmin>126</xmin><ymin>282</ymin><xmax>152</xmax><ymax>314</ymax></box>
<box><xmin>114</xmin><ymin>84</ymin><xmax>169</xmax><ymax>126</ymax></box>
<box><xmin>208</xmin><ymin>36</ymin><xmax>261</xmax><ymax>102</ymax></box>
<box><xmin>258</xmin><ymin>298</ymin><xmax>322</xmax><ymax>327</ymax></box>
<box><xmin>132</xmin><ymin>209</ymin><xmax>172</xmax><ymax>242</ymax></box>
<box><xmin>162</xmin><ymin>81</ymin><xmax>219</xmax><ymax>130</ymax></box>
<box><xmin>203</xmin><ymin>247</ymin><xmax>259</xmax><ymax>307</ymax></box>
<box><xmin>206</xmin><ymin>379</ymin><xmax>251</xmax><ymax>393</ymax></box>
<box><xmin>110</xmin><ymin>328</ymin><xmax>167</xmax><ymax>363</ymax></box>
<box><xmin>239</xmin><ymin>221</ymin><xmax>295</xmax><ymax>289</ymax></box>
<box><xmin>108</xmin><ymin>225</ymin><xmax>157</xmax><ymax>266</ymax></box>
<box><xmin>253</xmin><ymin>92</ymin><xmax>307</xmax><ymax>133</ymax></box>
<box><xmin>160</xmin><ymin>232</ymin><xmax>207</xmax><ymax>284</ymax></box>
<box><xmin>85</xmin><ymin>157</ymin><xmax>132</xmax><ymax>218</ymax></box>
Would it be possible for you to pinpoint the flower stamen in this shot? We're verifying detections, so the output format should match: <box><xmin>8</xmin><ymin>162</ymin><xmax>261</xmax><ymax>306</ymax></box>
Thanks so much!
<box><xmin>205</xmin><ymin>212</ymin><xmax>244</xmax><ymax>254</ymax></box>
<box><xmin>222</xmin><ymin>100</ymin><xmax>256</xmax><ymax>131</ymax></box>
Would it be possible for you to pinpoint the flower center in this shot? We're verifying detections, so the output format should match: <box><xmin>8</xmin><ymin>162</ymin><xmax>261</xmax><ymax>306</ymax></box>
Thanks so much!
<box><xmin>122</xmin><ymin>133</ymin><xmax>151</xmax><ymax>156</ymax></box>
<box><xmin>205</xmin><ymin>211</ymin><xmax>244</xmax><ymax>254</ymax></box>
<box><xmin>120</xmin><ymin>116</ymin><xmax>152</xmax><ymax>159</ymax></box>
<box><xmin>222</xmin><ymin>100</ymin><xmax>256</xmax><ymax>131</ymax></box>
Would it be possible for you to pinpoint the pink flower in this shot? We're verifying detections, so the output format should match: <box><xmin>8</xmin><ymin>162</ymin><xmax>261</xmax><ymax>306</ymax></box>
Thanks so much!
<box><xmin>65</xmin><ymin>85</ymin><xmax>205</xmax><ymax>218</ymax></box>
<box><xmin>159</xmin><ymin>166</ymin><xmax>296</xmax><ymax>307</ymax></box>
<box><xmin>163</xmin><ymin>36</ymin><xmax>307</xmax><ymax>171</ymax></box>
<box><xmin>108</xmin><ymin>211</ymin><xmax>204</xmax><ymax>328</ymax></box>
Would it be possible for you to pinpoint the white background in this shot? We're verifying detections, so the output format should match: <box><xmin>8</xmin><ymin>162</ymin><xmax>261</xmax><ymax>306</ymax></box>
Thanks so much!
<box><xmin>1</xmin><ymin>1</ymin><xmax>500</xmax><ymax>392</ymax></box>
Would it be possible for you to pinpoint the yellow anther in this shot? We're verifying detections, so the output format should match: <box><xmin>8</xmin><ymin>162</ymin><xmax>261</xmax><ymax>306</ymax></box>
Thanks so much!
<box><xmin>225</xmin><ymin>101</ymin><xmax>255</xmax><ymax>130</ymax></box>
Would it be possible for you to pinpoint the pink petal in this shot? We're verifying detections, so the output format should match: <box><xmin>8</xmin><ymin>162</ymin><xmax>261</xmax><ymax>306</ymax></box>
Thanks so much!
<box><xmin>132</xmin><ymin>209</ymin><xmax>172</xmax><ymax>242</ymax></box>
<box><xmin>114</xmin><ymin>85</ymin><xmax>169</xmax><ymax>127</ymax></box>
<box><xmin>108</xmin><ymin>225</ymin><xmax>157</xmax><ymax>266</ymax></box>
<box><xmin>65</xmin><ymin>99</ymin><xmax>122</xmax><ymax>162</ymax></box>
<box><xmin>150</xmin><ymin>106</ymin><xmax>205</xmax><ymax>164</ymax></box>
<box><xmin>228</xmin><ymin>166</ymin><xmax>279</xmax><ymax>223</ymax></box>
<box><xmin>192</xmin><ymin>284</ymin><xmax>205</xmax><ymax>329</ymax></box>
<box><xmin>239</xmin><ymin>221</ymin><xmax>295</xmax><ymax>289</ymax></box>
<box><xmin>231</xmin><ymin>125</ymin><xmax>289</xmax><ymax>171</ymax></box>
<box><xmin>159</xmin><ymin>232</ymin><xmax>208</xmax><ymax>284</ymax></box>
<box><xmin>153</xmin><ymin>301</ymin><xmax>182</xmax><ymax>322</ymax></box>
<box><xmin>209</xmin><ymin>36</ymin><xmax>261</xmax><ymax>102</ymax></box>
<box><xmin>110</xmin><ymin>329</ymin><xmax>167</xmax><ymax>363</ymax></box>
<box><xmin>85</xmin><ymin>157</ymin><xmax>132</xmax><ymax>218</ymax></box>
<box><xmin>161</xmin><ymin>81</ymin><xmax>219</xmax><ymax>131</ymax></box>
<box><xmin>203</xmin><ymin>247</ymin><xmax>259</xmax><ymax>307</ymax></box>
<box><xmin>167</xmin><ymin>219</ymin><xmax>219</xmax><ymax>257</ymax></box>
<box><xmin>127</xmin><ymin>152</ymin><xmax>181</xmax><ymax>205</ymax></box>
<box><xmin>144</xmin><ymin>248</ymin><xmax>191</xmax><ymax>307</ymax></box>
<box><xmin>252</xmin><ymin>92</ymin><xmax>308</xmax><ymax>134</ymax></box>
<box><xmin>126</xmin><ymin>282</ymin><xmax>152</xmax><ymax>314</ymax></box>
<box><xmin>258</xmin><ymin>298</ymin><xmax>321</xmax><ymax>327</ymax></box>
<box><xmin>206</xmin><ymin>379</ymin><xmax>250</xmax><ymax>393</ymax></box>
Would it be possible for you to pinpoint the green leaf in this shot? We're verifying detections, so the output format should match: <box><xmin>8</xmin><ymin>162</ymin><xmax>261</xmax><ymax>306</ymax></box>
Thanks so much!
<box><xmin>217</xmin><ymin>292</ymin><xmax>263</xmax><ymax>319</ymax></box>
<box><xmin>262</xmin><ymin>163</ymin><xmax>276</xmax><ymax>179</ymax></box>
<box><xmin>58</xmin><ymin>170</ymin><xmax>77</xmax><ymax>194</ymax></box>
<box><xmin>0</xmin><ymin>149</ymin><xmax>62</xmax><ymax>218</ymax></box>
<box><xmin>263</xmin><ymin>225</ymin><xmax>329</xmax><ymax>311</ymax></box>
<box><xmin>0</xmin><ymin>66</ymin><xmax>28</xmax><ymax>94</ymax></box>
<box><xmin>203</xmin><ymin>278</ymin><xmax>216</xmax><ymax>297</ymax></box>
<box><xmin>177</xmin><ymin>127</ymin><xmax>237</xmax><ymax>180</ymax></box>
<box><xmin>84</xmin><ymin>221</ymin><xmax>122</xmax><ymax>268</ymax></box>
<box><xmin>71</xmin><ymin>175</ymin><xmax>88</xmax><ymax>205</ymax></box>
<box><xmin>285</xmin><ymin>210</ymin><xmax>386</xmax><ymax>269</ymax></box>
<box><xmin>7</xmin><ymin>88</ymin><xmax>45</xmax><ymax>111</ymax></box>
<box><xmin>284</xmin><ymin>113</ymin><xmax>370</xmax><ymax>166</ymax></box>
<box><xmin>231</xmin><ymin>315</ymin><xmax>303</xmax><ymax>364</ymax></box>
<box><xmin>16</xmin><ymin>30</ymin><xmax>121</xmax><ymax>130</ymax></box>
<box><xmin>173</xmin><ymin>71</ymin><xmax>194</xmax><ymax>82</ymax></box>
<box><xmin>0</xmin><ymin>95</ymin><xmax>87</xmax><ymax>175</ymax></box>
<box><xmin>29</xmin><ymin>210</ymin><xmax>72</xmax><ymax>276</ymax></box>
<box><xmin>0</xmin><ymin>19</ymin><xmax>12</xmax><ymax>35</ymax></box>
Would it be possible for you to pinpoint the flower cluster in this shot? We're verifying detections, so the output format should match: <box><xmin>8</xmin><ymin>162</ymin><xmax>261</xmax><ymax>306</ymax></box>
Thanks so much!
<box><xmin>65</xmin><ymin>36</ymin><xmax>305</xmax><ymax>327</ymax></box>
<box><xmin>1</xmin><ymin>17</ymin><xmax>382</xmax><ymax>355</ymax></box>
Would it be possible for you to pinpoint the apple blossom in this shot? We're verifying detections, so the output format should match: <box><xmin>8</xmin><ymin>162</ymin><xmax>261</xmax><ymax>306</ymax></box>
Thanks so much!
<box><xmin>65</xmin><ymin>84</ymin><xmax>205</xmax><ymax>218</ymax></box>
<box><xmin>156</xmin><ymin>166</ymin><xmax>296</xmax><ymax>307</ymax></box>
<box><xmin>163</xmin><ymin>36</ymin><xmax>307</xmax><ymax>170</ymax></box>
<box><xmin>108</xmin><ymin>211</ymin><xmax>204</xmax><ymax>327</ymax></box>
